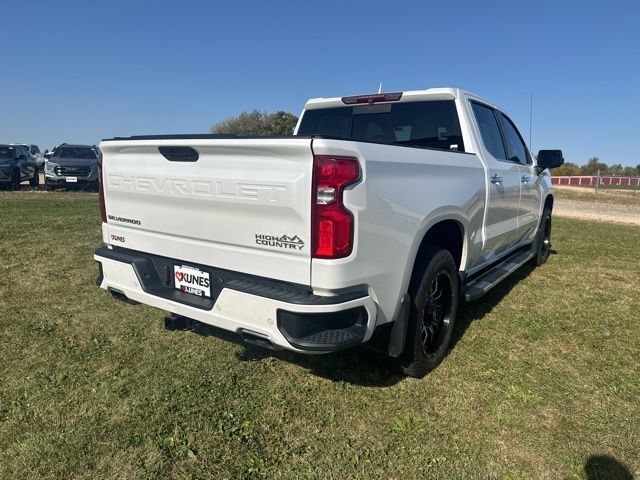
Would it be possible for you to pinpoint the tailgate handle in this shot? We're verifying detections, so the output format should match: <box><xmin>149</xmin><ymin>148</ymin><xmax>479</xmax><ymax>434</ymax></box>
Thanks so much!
<box><xmin>158</xmin><ymin>146</ymin><xmax>199</xmax><ymax>162</ymax></box>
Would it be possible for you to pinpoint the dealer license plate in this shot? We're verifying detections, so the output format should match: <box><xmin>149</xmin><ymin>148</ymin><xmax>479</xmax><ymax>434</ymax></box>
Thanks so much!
<box><xmin>174</xmin><ymin>264</ymin><xmax>211</xmax><ymax>298</ymax></box>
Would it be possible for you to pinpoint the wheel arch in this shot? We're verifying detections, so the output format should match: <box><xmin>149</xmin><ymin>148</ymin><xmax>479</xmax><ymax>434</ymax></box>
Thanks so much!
<box><xmin>388</xmin><ymin>219</ymin><xmax>465</xmax><ymax>366</ymax></box>
<box><xmin>407</xmin><ymin>217</ymin><xmax>466</xmax><ymax>295</ymax></box>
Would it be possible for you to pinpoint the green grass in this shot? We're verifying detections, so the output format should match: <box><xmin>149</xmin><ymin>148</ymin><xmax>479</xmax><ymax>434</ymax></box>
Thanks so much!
<box><xmin>1</xmin><ymin>192</ymin><xmax>639</xmax><ymax>479</ymax></box>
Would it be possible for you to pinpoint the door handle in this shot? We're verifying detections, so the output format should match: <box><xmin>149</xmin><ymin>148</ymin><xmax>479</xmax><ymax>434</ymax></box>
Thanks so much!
<box><xmin>521</xmin><ymin>175</ymin><xmax>530</xmax><ymax>184</ymax></box>
<box><xmin>490</xmin><ymin>174</ymin><xmax>503</xmax><ymax>185</ymax></box>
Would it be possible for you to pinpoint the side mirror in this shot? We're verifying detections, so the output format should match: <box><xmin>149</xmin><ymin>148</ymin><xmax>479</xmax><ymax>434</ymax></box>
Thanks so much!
<box><xmin>536</xmin><ymin>150</ymin><xmax>564</xmax><ymax>173</ymax></box>
<box><xmin>17</xmin><ymin>154</ymin><xmax>27</xmax><ymax>160</ymax></box>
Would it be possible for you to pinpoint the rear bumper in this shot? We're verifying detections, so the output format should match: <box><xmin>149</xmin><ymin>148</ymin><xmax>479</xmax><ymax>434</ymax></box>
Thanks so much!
<box><xmin>94</xmin><ymin>246</ymin><xmax>377</xmax><ymax>352</ymax></box>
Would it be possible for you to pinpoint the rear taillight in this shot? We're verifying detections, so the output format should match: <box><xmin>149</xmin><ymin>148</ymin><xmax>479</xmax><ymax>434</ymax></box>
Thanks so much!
<box><xmin>98</xmin><ymin>152</ymin><xmax>106</xmax><ymax>222</ymax></box>
<box><xmin>311</xmin><ymin>155</ymin><xmax>360</xmax><ymax>259</ymax></box>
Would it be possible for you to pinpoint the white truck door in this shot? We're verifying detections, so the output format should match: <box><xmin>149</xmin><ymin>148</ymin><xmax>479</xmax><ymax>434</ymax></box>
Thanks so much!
<box><xmin>496</xmin><ymin>112</ymin><xmax>541</xmax><ymax>243</ymax></box>
<box><xmin>517</xmin><ymin>161</ymin><xmax>542</xmax><ymax>243</ymax></box>
<box><xmin>469</xmin><ymin>101</ymin><xmax>521</xmax><ymax>263</ymax></box>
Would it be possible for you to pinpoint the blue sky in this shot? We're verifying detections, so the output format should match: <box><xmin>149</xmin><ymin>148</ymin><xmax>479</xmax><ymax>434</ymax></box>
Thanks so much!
<box><xmin>2</xmin><ymin>0</ymin><xmax>639</xmax><ymax>166</ymax></box>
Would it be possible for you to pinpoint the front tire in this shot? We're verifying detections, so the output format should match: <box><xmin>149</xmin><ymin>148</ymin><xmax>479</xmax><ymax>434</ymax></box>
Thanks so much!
<box><xmin>401</xmin><ymin>247</ymin><xmax>459</xmax><ymax>378</ymax></box>
<box><xmin>531</xmin><ymin>209</ymin><xmax>552</xmax><ymax>266</ymax></box>
<box><xmin>10</xmin><ymin>169</ymin><xmax>21</xmax><ymax>191</ymax></box>
<box><xmin>29</xmin><ymin>169</ymin><xmax>40</xmax><ymax>187</ymax></box>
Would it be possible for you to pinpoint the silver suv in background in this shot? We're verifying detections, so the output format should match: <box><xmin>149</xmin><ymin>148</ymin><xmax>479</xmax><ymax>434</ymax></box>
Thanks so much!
<box><xmin>44</xmin><ymin>144</ymin><xmax>100</xmax><ymax>190</ymax></box>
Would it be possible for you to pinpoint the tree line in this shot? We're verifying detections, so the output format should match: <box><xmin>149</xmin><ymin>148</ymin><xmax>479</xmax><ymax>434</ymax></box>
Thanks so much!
<box><xmin>211</xmin><ymin>110</ymin><xmax>298</xmax><ymax>136</ymax></box>
<box><xmin>553</xmin><ymin>157</ymin><xmax>640</xmax><ymax>177</ymax></box>
<box><xmin>211</xmin><ymin>111</ymin><xmax>640</xmax><ymax>177</ymax></box>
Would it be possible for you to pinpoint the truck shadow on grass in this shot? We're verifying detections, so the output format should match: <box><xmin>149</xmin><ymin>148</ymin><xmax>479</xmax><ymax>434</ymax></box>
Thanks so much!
<box><xmin>584</xmin><ymin>454</ymin><xmax>633</xmax><ymax>480</ymax></box>
<box><xmin>195</xmin><ymin>260</ymin><xmax>549</xmax><ymax>387</ymax></box>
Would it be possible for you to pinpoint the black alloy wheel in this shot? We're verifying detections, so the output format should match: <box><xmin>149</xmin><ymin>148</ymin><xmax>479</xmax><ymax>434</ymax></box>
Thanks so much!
<box><xmin>531</xmin><ymin>209</ymin><xmax>552</xmax><ymax>266</ymax></box>
<box><xmin>401</xmin><ymin>246</ymin><xmax>459</xmax><ymax>378</ymax></box>
<box><xmin>420</xmin><ymin>272</ymin><xmax>453</xmax><ymax>355</ymax></box>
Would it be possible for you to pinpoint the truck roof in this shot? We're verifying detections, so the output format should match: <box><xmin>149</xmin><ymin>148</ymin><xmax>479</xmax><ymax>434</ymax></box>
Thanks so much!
<box><xmin>303</xmin><ymin>87</ymin><xmax>499</xmax><ymax>111</ymax></box>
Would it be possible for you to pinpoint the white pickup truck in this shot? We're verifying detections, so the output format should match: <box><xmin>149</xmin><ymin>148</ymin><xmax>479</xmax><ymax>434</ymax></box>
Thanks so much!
<box><xmin>94</xmin><ymin>88</ymin><xmax>563</xmax><ymax>377</ymax></box>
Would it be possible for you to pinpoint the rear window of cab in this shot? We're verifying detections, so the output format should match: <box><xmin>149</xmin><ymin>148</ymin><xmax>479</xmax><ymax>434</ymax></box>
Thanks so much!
<box><xmin>297</xmin><ymin>100</ymin><xmax>465</xmax><ymax>152</ymax></box>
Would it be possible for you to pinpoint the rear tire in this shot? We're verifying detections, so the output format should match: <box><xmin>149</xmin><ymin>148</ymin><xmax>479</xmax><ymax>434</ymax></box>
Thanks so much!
<box><xmin>531</xmin><ymin>209</ymin><xmax>552</xmax><ymax>266</ymax></box>
<box><xmin>400</xmin><ymin>247</ymin><xmax>459</xmax><ymax>378</ymax></box>
<box><xmin>29</xmin><ymin>169</ymin><xmax>40</xmax><ymax>187</ymax></box>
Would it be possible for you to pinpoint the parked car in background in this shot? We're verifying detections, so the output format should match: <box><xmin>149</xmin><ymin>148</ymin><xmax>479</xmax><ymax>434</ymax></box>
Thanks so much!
<box><xmin>44</xmin><ymin>144</ymin><xmax>100</xmax><ymax>190</ymax></box>
<box><xmin>0</xmin><ymin>144</ymin><xmax>40</xmax><ymax>189</ymax></box>
<box><xmin>11</xmin><ymin>143</ymin><xmax>44</xmax><ymax>169</ymax></box>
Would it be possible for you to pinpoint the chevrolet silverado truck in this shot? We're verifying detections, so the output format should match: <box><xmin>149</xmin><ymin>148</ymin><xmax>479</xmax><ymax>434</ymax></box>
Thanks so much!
<box><xmin>94</xmin><ymin>88</ymin><xmax>563</xmax><ymax>378</ymax></box>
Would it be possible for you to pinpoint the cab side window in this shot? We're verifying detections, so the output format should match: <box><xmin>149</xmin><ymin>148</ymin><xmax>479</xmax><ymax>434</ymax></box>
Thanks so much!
<box><xmin>470</xmin><ymin>102</ymin><xmax>506</xmax><ymax>160</ymax></box>
<box><xmin>497</xmin><ymin>113</ymin><xmax>531</xmax><ymax>165</ymax></box>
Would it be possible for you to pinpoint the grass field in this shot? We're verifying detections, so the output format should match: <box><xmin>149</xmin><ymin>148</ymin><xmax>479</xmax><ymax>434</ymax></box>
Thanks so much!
<box><xmin>554</xmin><ymin>185</ymin><xmax>640</xmax><ymax>207</ymax></box>
<box><xmin>1</xmin><ymin>192</ymin><xmax>639</xmax><ymax>479</ymax></box>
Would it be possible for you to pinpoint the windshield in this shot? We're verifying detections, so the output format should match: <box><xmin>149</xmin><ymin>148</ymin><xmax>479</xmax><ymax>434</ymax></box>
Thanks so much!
<box><xmin>15</xmin><ymin>144</ymin><xmax>30</xmax><ymax>153</ymax></box>
<box><xmin>56</xmin><ymin>147</ymin><xmax>97</xmax><ymax>159</ymax></box>
<box><xmin>0</xmin><ymin>146</ymin><xmax>14</xmax><ymax>159</ymax></box>
<box><xmin>297</xmin><ymin>100</ymin><xmax>465</xmax><ymax>152</ymax></box>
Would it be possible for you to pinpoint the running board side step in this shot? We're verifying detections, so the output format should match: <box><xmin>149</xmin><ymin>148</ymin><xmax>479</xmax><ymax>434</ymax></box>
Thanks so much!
<box><xmin>463</xmin><ymin>249</ymin><xmax>535</xmax><ymax>301</ymax></box>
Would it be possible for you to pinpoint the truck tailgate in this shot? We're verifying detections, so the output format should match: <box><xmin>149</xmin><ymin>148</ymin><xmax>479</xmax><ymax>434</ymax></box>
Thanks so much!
<box><xmin>100</xmin><ymin>138</ymin><xmax>314</xmax><ymax>285</ymax></box>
